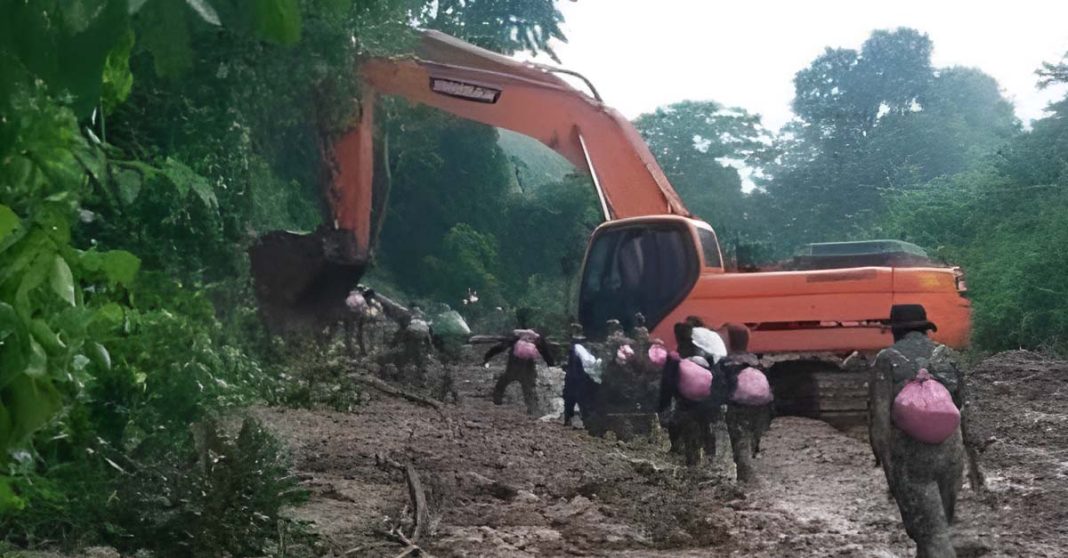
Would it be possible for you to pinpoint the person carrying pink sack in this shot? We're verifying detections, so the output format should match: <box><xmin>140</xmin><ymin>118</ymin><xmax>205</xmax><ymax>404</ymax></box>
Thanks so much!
<box><xmin>717</xmin><ymin>323</ymin><xmax>773</xmax><ymax>484</ymax></box>
<box><xmin>869</xmin><ymin>304</ymin><xmax>983</xmax><ymax>558</ymax></box>
<box><xmin>483</xmin><ymin>308</ymin><xmax>555</xmax><ymax>415</ymax></box>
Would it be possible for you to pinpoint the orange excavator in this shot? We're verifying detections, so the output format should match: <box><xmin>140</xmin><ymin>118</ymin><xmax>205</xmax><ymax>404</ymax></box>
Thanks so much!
<box><xmin>250</xmin><ymin>30</ymin><xmax>971</xmax><ymax>423</ymax></box>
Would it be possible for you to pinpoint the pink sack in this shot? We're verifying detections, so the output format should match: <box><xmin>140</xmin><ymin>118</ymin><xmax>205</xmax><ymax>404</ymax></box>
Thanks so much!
<box><xmin>678</xmin><ymin>359</ymin><xmax>713</xmax><ymax>401</ymax></box>
<box><xmin>345</xmin><ymin>292</ymin><xmax>367</xmax><ymax>312</ymax></box>
<box><xmin>616</xmin><ymin>344</ymin><xmax>635</xmax><ymax>365</ymax></box>
<box><xmin>647</xmin><ymin>344</ymin><xmax>668</xmax><ymax>367</ymax></box>
<box><xmin>513</xmin><ymin>339</ymin><xmax>539</xmax><ymax>361</ymax></box>
<box><xmin>732</xmin><ymin>367</ymin><xmax>773</xmax><ymax>406</ymax></box>
<box><xmin>892</xmin><ymin>369</ymin><xmax>961</xmax><ymax>444</ymax></box>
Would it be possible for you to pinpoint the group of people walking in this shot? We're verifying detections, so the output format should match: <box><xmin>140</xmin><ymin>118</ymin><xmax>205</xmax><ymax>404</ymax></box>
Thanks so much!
<box><xmin>484</xmin><ymin>304</ymin><xmax>979</xmax><ymax>558</ymax></box>
<box><xmin>346</xmin><ymin>288</ymin><xmax>977</xmax><ymax>557</ymax></box>
<box><xmin>484</xmin><ymin>312</ymin><xmax>774</xmax><ymax>485</ymax></box>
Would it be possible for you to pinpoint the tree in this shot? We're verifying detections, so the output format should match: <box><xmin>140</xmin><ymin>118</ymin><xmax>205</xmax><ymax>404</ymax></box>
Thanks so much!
<box><xmin>420</xmin><ymin>0</ymin><xmax>566</xmax><ymax>60</ymax></box>
<box><xmin>634</xmin><ymin>101</ymin><xmax>774</xmax><ymax>241</ymax></box>
<box><xmin>763</xmin><ymin>28</ymin><xmax>1019</xmax><ymax>249</ymax></box>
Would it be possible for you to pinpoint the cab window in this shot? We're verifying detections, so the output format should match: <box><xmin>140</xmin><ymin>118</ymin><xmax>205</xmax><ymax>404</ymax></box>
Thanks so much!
<box><xmin>698</xmin><ymin>228</ymin><xmax>723</xmax><ymax>268</ymax></box>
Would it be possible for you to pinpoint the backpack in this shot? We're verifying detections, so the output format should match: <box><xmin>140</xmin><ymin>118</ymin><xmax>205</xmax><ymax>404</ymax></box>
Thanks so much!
<box><xmin>731</xmin><ymin>367</ymin><xmax>773</xmax><ymax>406</ymax></box>
<box><xmin>891</xmin><ymin>368</ymin><xmax>961</xmax><ymax>444</ymax></box>
<box><xmin>678</xmin><ymin>358</ymin><xmax>713</xmax><ymax>401</ymax></box>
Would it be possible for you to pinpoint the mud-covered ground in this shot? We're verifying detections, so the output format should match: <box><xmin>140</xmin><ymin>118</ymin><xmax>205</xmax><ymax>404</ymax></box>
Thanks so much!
<box><xmin>257</xmin><ymin>350</ymin><xmax>1068</xmax><ymax>557</ymax></box>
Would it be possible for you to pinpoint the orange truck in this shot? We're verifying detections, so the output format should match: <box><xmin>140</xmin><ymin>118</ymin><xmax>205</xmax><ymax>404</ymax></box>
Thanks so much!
<box><xmin>250</xmin><ymin>31</ymin><xmax>970</xmax><ymax>422</ymax></box>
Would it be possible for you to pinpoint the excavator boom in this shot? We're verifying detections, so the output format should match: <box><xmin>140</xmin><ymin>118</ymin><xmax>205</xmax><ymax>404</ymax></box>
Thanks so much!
<box><xmin>335</xmin><ymin>30</ymin><xmax>690</xmax><ymax>256</ymax></box>
<box><xmin>251</xmin><ymin>30</ymin><xmax>690</xmax><ymax>329</ymax></box>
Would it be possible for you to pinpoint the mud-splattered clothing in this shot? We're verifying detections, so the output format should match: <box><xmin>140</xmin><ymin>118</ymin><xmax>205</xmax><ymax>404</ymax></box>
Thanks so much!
<box><xmin>870</xmin><ymin>331</ymin><xmax>968</xmax><ymax>558</ymax></box>
<box><xmin>485</xmin><ymin>332</ymin><xmax>555</xmax><ymax>416</ymax></box>
<box><xmin>719</xmin><ymin>352</ymin><xmax>773</xmax><ymax>482</ymax></box>
<box><xmin>563</xmin><ymin>344</ymin><xmax>598</xmax><ymax>425</ymax></box>
<box><xmin>658</xmin><ymin>357</ymin><xmax>726</xmax><ymax>466</ymax></box>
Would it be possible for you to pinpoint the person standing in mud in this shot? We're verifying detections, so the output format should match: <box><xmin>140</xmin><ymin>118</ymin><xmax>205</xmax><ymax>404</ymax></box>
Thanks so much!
<box><xmin>562</xmin><ymin>323</ymin><xmax>599</xmax><ymax>426</ymax></box>
<box><xmin>658</xmin><ymin>319</ymin><xmax>727</xmax><ymax>467</ymax></box>
<box><xmin>483</xmin><ymin>308</ymin><xmax>555</xmax><ymax>415</ymax></box>
<box><xmin>663</xmin><ymin>316</ymin><xmax>725</xmax><ymax>454</ymax></box>
<box><xmin>870</xmin><ymin>305</ymin><xmax>978</xmax><ymax>558</ymax></box>
<box><xmin>718</xmin><ymin>323</ymin><xmax>773</xmax><ymax>483</ymax></box>
<box><xmin>344</xmin><ymin>286</ymin><xmax>382</xmax><ymax>357</ymax></box>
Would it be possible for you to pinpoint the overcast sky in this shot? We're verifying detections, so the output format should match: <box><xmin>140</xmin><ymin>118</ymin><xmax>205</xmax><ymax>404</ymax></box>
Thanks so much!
<box><xmin>525</xmin><ymin>0</ymin><xmax>1068</xmax><ymax>131</ymax></box>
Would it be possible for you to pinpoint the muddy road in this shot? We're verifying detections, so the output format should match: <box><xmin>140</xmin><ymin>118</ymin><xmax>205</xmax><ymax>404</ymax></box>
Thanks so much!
<box><xmin>258</xmin><ymin>350</ymin><xmax>1068</xmax><ymax>557</ymax></box>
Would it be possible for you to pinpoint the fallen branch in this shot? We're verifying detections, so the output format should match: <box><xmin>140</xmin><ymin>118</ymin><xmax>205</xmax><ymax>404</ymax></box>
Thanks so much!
<box><xmin>405</xmin><ymin>463</ymin><xmax>430</xmax><ymax>543</ymax></box>
<box><xmin>352</xmin><ymin>373</ymin><xmax>443</xmax><ymax>411</ymax></box>
<box><xmin>375</xmin><ymin>455</ymin><xmax>433</xmax><ymax>554</ymax></box>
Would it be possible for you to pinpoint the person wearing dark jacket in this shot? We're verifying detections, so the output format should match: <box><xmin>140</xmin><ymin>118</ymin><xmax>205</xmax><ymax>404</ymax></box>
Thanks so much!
<box><xmin>562</xmin><ymin>324</ymin><xmax>599</xmax><ymax>426</ymax></box>
<box><xmin>658</xmin><ymin>352</ymin><xmax>727</xmax><ymax>467</ymax></box>
<box><xmin>719</xmin><ymin>323</ymin><xmax>772</xmax><ymax>483</ymax></box>
<box><xmin>484</xmin><ymin>309</ymin><xmax>555</xmax><ymax>415</ymax></box>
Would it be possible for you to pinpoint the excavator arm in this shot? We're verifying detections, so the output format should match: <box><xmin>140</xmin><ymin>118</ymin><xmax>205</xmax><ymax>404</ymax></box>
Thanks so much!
<box><xmin>251</xmin><ymin>30</ymin><xmax>689</xmax><ymax>331</ymax></box>
<box><xmin>332</xmin><ymin>30</ymin><xmax>690</xmax><ymax>257</ymax></box>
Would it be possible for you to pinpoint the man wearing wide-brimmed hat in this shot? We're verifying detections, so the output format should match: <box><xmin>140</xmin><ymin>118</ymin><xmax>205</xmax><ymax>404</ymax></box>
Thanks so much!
<box><xmin>869</xmin><ymin>304</ymin><xmax>977</xmax><ymax>558</ymax></box>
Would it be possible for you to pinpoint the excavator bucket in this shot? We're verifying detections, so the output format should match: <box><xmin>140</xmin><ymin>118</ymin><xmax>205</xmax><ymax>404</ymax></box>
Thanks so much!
<box><xmin>249</xmin><ymin>227</ymin><xmax>369</xmax><ymax>332</ymax></box>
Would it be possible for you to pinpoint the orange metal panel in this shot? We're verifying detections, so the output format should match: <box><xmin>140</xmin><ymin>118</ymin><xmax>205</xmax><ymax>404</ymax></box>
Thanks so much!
<box><xmin>326</xmin><ymin>92</ymin><xmax>376</xmax><ymax>258</ymax></box>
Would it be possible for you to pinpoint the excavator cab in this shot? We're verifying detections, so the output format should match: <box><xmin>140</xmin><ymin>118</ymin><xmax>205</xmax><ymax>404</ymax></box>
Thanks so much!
<box><xmin>578</xmin><ymin>217</ymin><xmax>722</xmax><ymax>338</ymax></box>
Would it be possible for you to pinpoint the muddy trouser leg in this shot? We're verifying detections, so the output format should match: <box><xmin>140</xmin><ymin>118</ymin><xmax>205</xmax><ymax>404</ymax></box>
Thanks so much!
<box><xmin>344</xmin><ymin>318</ymin><xmax>356</xmax><ymax>357</ymax></box>
<box><xmin>681</xmin><ymin>416</ymin><xmax>702</xmax><ymax>467</ymax></box>
<box><xmin>563</xmin><ymin>383</ymin><xmax>577</xmax><ymax>425</ymax></box>
<box><xmin>579</xmin><ymin>382</ymin><xmax>597</xmax><ymax>421</ymax></box>
<box><xmin>357</xmin><ymin>317</ymin><xmax>367</xmax><ymax>356</ymax></box>
<box><xmin>702</xmin><ymin>407</ymin><xmax>719</xmax><ymax>466</ymax></box>
<box><xmin>752</xmin><ymin>404</ymin><xmax>772</xmax><ymax>457</ymax></box>
<box><xmin>890</xmin><ymin>435</ymin><xmax>960</xmax><ymax>558</ymax></box>
<box><xmin>937</xmin><ymin>463</ymin><xmax>963</xmax><ymax>526</ymax></box>
<box><xmin>668</xmin><ymin>418</ymin><xmax>682</xmax><ymax>454</ymax></box>
<box><xmin>518</xmin><ymin>363</ymin><xmax>539</xmax><ymax>415</ymax></box>
<box><xmin>492</xmin><ymin>365</ymin><xmax>517</xmax><ymax>405</ymax></box>
<box><xmin>727</xmin><ymin>405</ymin><xmax>755</xmax><ymax>482</ymax></box>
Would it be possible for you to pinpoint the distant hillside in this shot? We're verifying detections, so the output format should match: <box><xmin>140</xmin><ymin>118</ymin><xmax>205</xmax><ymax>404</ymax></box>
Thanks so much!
<box><xmin>497</xmin><ymin>128</ymin><xmax>576</xmax><ymax>191</ymax></box>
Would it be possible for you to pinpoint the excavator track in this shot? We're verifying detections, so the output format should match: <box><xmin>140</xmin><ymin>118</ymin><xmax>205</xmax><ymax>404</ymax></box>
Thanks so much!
<box><xmin>765</xmin><ymin>356</ymin><xmax>871</xmax><ymax>432</ymax></box>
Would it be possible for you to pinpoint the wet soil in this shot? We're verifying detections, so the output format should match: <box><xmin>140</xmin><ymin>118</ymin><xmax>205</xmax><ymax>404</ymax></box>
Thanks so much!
<box><xmin>258</xmin><ymin>350</ymin><xmax>1068</xmax><ymax>557</ymax></box>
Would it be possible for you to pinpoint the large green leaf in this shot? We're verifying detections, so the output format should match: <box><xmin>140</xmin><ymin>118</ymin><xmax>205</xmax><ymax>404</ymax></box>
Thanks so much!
<box><xmin>5</xmin><ymin>375</ymin><xmax>62</xmax><ymax>445</ymax></box>
<box><xmin>55</xmin><ymin>0</ymin><xmax>131</xmax><ymax>116</ymax></box>
<box><xmin>29</xmin><ymin>319</ymin><xmax>67</xmax><ymax>355</ymax></box>
<box><xmin>115</xmin><ymin>168</ymin><xmax>142</xmax><ymax>204</ymax></box>
<box><xmin>0</xmin><ymin>477</ymin><xmax>24</xmax><ymax>513</ymax></box>
<box><xmin>101</xmin><ymin>27</ymin><xmax>135</xmax><ymax>112</ymax></box>
<box><xmin>89</xmin><ymin>341</ymin><xmax>112</xmax><ymax>371</ymax></box>
<box><xmin>139</xmin><ymin>0</ymin><xmax>193</xmax><ymax>77</ymax></box>
<box><xmin>0</xmin><ymin>303</ymin><xmax>29</xmax><ymax>387</ymax></box>
<box><xmin>162</xmin><ymin>157</ymin><xmax>216</xmax><ymax>208</ymax></box>
<box><xmin>0</xmin><ymin>205</ymin><xmax>19</xmax><ymax>245</ymax></box>
<box><xmin>25</xmin><ymin>338</ymin><xmax>47</xmax><ymax>378</ymax></box>
<box><xmin>50</xmin><ymin>255</ymin><xmax>76</xmax><ymax>306</ymax></box>
<box><xmin>100</xmin><ymin>249</ymin><xmax>140</xmax><ymax>287</ymax></box>
<box><xmin>253</xmin><ymin>0</ymin><xmax>302</xmax><ymax>45</ymax></box>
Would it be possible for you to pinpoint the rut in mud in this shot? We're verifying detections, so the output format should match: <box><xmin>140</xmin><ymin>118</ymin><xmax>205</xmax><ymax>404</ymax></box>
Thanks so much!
<box><xmin>258</xmin><ymin>350</ymin><xmax>1068</xmax><ymax>557</ymax></box>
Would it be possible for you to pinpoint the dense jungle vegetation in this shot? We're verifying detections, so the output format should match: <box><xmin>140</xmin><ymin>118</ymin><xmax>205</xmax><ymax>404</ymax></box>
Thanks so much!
<box><xmin>1</xmin><ymin>0</ymin><xmax>1066</xmax><ymax>554</ymax></box>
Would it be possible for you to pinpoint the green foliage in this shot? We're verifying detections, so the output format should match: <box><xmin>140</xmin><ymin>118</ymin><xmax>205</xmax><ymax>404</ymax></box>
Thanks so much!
<box><xmin>2</xmin><ymin>0</ymin><xmax>576</xmax><ymax>552</ymax></box>
<box><xmin>635</xmin><ymin>100</ymin><xmax>775</xmax><ymax>242</ymax></box>
<box><xmin>421</xmin><ymin>0</ymin><xmax>566</xmax><ymax>60</ymax></box>
<box><xmin>762</xmin><ymin>28</ymin><xmax>1019</xmax><ymax>249</ymax></box>
<box><xmin>113</xmin><ymin>418</ymin><xmax>306</xmax><ymax>557</ymax></box>
<box><xmin>879</xmin><ymin>89</ymin><xmax>1068</xmax><ymax>353</ymax></box>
